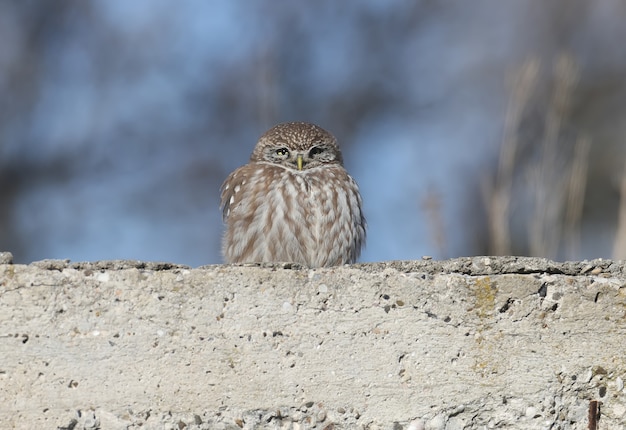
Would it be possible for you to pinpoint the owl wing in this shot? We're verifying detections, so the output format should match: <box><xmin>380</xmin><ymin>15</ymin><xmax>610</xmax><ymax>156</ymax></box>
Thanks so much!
<box><xmin>220</xmin><ymin>166</ymin><xmax>246</xmax><ymax>221</ymax></box>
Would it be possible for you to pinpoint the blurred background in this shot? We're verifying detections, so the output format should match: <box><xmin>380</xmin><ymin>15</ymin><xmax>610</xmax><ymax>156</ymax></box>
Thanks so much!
<box><xmin>2</xmin><ymin>0</ymin><xmax>626</xmax><ymax>266</ymax></box>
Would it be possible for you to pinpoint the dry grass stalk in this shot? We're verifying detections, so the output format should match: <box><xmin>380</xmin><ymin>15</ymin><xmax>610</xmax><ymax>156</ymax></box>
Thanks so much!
<box><xmin>421</xmin><ymin>187</ymin><xmax>447</xmax><ymax>258</ymax></box>
<box><xmin>612</xmin><ymin>157</ymin><xmax>626</xmax><ymax>259</ymax></box>
<box><xmin>487</xmin><ymin>58</ymin><xmax>539</xmax><ymax>255</ymax></box>
<box><xmin>529</xmin><ymin>53</ymin><xmax>579</xmax><ymax>258</ymax></box>
<box><xmin>564</xmin><ymin>135</ymin><xmax>591</xmax><ymax>258</ymax></box>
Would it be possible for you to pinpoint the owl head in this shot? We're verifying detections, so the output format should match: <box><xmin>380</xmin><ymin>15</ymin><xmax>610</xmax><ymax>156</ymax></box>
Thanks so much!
<box><xmin>250</xmin><ymin>122</ymin><xmax>344</xmax><ymax>170</ymax></box>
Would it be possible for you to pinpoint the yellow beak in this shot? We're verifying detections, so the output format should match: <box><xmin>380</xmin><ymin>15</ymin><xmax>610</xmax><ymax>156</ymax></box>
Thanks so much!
<box><xmin>296</xmin><ymin>154</ymin><xmax>303</xmax><ymax>171</ymax></box>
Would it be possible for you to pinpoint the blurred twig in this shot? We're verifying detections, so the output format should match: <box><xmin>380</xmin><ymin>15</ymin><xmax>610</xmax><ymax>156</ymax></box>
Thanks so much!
<box><xmin>529</xmin><ymin>53</ymin><xmax>579</xmax><ymax>258</ymax></box>
<box><xmin>612</xmin><ymin>157</ymin><xmax>626</xmax><ymax>260</ymax></box>
<box><xmin>486</xmin><ymin>58</ymin><xmax>539</xmax><ymax>255</ymax></box>
<box><xmin>486</xmin><ymin>54</ymin><xmax>588</xmax><ymax>259</ymax></box>
<box><xmin>564</xmin><ymin>135</ymin><xmax>591</xmax><ymax>259</ymax></box>
<box><xmin>421</xmin><ymin>187</ymin><xmax>447</xmax><ymax>258</ymax></box>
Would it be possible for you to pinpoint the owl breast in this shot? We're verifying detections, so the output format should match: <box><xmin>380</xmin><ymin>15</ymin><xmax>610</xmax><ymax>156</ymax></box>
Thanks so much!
<box><xmin>222</xmin><ymin>163</ymin><xmax>365</xmax><ymax>267</ymax></box>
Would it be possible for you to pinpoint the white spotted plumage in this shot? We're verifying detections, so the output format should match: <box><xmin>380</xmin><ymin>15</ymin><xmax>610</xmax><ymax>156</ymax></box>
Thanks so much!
<box><xmin>220</xmin><ymin>122</ymin><xmax>366</xmax><ymax>268</ymax></box>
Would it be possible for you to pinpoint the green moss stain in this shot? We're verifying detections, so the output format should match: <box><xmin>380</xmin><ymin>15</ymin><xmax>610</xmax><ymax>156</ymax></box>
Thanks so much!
<box><xmin>473</xmin><ymin>277</ymin><xmax>496</xmax><ymax>319</ymax></box>
<box><xmin>619</xmin><ymin>286</ymin><xmax>626</xmax><ymax>319</ymax></box>
<box><xmin>0</xmin><ymin>264</ymin><xmax>16</xmax><ymax>282</ymax></box>
<box><xmin>471</xmin><ymin>277</ymin><xmax>499</xmax><ymax>377</ymax></box>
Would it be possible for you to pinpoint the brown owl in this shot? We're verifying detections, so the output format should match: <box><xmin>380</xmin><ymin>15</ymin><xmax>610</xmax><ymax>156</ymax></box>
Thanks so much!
<box><xmin>220</xmin><ymin>122</ymin><xmax>366</xmax><ymax>267</ymax></box>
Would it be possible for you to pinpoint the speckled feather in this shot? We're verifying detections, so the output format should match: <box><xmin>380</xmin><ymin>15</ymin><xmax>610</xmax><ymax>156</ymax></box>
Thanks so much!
<box><xmin>220</xmin><ymin>122</ymin><xmax>366</xmax><ymax>267</ymax></box>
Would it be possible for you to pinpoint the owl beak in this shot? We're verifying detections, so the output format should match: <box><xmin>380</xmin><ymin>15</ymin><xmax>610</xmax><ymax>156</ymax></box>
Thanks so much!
<box><xmin>296</xmin><ymin>154</ymin><xmax>304</xmax><ymax>171</ymax></box>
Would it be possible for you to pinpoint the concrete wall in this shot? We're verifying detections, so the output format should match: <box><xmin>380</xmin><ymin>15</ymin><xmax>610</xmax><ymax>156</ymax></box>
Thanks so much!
<box><xmin>1</xmin><ymin>254</ymin><xmax>625</xmax><ymax>429</ymax></box>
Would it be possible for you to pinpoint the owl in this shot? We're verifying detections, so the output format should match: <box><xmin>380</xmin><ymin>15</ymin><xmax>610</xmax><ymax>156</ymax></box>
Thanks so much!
<box><xmin>220</xmin><ymin>122</ymin><xmax>366</xmax><ymax>267</ymax></box>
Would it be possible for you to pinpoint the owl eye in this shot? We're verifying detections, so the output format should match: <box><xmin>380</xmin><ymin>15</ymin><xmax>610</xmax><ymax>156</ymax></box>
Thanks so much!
<box><xmin>309</xmin><ymin>146</ymin><xmax>324</xmax><ymax>157</ymax></box>
<box><xmin>275</xmin><ymin>148</ymin><xmax>290</xmax><ymax>157</ymax></box>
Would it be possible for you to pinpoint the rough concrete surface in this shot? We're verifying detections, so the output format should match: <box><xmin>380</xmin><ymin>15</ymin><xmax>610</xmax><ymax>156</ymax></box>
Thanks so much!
<box><xmin>1</xmin><ymin>254</ymin><xmax>625</xmax><ymax>429</ymax></box>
